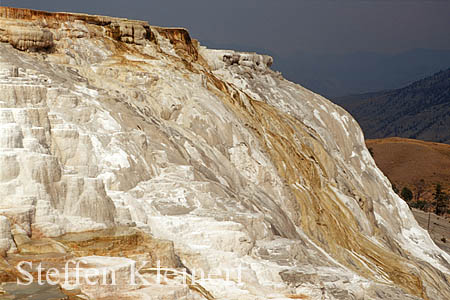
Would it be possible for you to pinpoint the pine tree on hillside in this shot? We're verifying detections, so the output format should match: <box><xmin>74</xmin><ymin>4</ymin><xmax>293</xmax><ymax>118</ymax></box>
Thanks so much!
<box><xmin>434</xmin><ymin>183</ymin><xmax>448</xmax><ymax>215</ymax></box>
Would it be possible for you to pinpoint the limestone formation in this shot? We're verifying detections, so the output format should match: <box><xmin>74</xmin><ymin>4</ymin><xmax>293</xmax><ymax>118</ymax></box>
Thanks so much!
<box><xmin>0</xmin><ymin>6</ymin><xmax>449</xmax><ymax>300</ymax></box>
<box><xmin>0</xmin><ymin>216</ymin><xmax>14</xmax><ymax>256</ymax></box>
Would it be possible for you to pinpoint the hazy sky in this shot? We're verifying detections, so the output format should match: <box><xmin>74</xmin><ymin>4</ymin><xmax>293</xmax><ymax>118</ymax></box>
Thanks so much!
<box><xmin>2</xmin><ymin>0</ymin><xmax>450</xmax><ymax>57</ymax></box>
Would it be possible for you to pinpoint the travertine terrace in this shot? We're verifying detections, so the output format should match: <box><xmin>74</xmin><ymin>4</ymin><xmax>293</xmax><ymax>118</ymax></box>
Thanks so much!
<box><xmin>0</xmin><ymin>6</ymin><xmax>449</xmax><ymax>299</ymax></box>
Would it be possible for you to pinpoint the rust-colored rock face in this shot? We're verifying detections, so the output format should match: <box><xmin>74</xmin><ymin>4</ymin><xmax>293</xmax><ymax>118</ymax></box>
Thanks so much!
<box><xmin>153</xmin><ymin>27</ymin><xmax>198</xmax><ymax>61</ymax></box>
<box><xmin>0</xmin><ymin>6</ymin><xmax>155</xmax><ymax>51</ymax></box>
<box><xmin>0</xmin><ymin>6</ymin><xmax>449</xmax><ymax>300</ymax></box>
<box><xmin>55</xmin><ymin>227</ymin><xmax>178</xmax><ymax>268</ymax></box>
<box><xmin>2</xmin><ymin>228</ymin><xmax>179</xmax><ymax>299</ymax></box>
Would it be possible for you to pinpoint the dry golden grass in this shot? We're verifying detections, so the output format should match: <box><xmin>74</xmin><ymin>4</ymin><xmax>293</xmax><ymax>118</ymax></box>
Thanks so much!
<box><xmin>366</xmin><ymin>137</ymin><xmax>450</xmax><ymax>205</ymax></box>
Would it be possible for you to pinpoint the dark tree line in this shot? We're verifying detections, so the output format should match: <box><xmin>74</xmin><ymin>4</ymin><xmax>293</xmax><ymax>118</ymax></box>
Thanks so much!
<box><xmin>397</xmin><ymin>182</ymin><xmax>449</xmax><ymax>215</ymax></box>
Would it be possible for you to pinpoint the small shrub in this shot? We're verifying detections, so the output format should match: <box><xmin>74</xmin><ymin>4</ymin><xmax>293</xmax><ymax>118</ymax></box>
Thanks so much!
<box><xmin>401</xmin><ymin>187</ymin><xmax>413</xmax><ymax>202</ymax></box>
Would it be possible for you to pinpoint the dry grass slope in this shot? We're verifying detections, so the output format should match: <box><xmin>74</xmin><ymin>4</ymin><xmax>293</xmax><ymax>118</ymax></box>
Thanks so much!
<box><xmin>366</xmin><ymin>137</ymin><xmax>450</xmax><ymax>199</ymax></box>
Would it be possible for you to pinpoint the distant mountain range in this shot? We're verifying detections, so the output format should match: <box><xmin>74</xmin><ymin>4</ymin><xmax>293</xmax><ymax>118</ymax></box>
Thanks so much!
<box><xmin>275</xmin><ymin>48</ymin><xmax>450</xmax><ymax>98</ymax></box>
<box><xmin>335</xmin><ymin>68</ymin><xmax>450</xmax><ymax>144</ymax></box>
